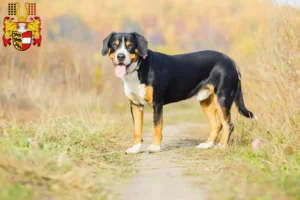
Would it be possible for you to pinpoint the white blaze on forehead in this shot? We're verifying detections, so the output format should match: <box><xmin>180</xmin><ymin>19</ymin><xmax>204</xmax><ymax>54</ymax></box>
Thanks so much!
<box><xmin>114</xmin><ymin>37</ymin><xmax>131</xmax><ymax>65</ymax></box>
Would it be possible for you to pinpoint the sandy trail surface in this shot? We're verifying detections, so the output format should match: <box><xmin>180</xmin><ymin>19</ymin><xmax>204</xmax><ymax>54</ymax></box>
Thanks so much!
<box><xmin>118</xmin><ymin>123</ymin><xmax>210</xmax><ymax>200</ymax></box>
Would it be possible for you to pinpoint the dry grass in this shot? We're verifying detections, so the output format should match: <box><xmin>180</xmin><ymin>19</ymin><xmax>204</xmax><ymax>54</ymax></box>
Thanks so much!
<box><xmin>179</xmin><ymin>147</ymin><xmax>290</xmax><ymax>200</ymax></box>
<box><xmin>0</xmin><ymin>41</ymin><xmax>136</xmax><ymax>198</ymax></box>
<box><xmin>236</xmin><ymin>5</ymin><xmax>300</xmax><ymax>188</ymax></box>
<box><xmin>0</xmin><ymin>114</ymin><xmax>136</xmax><ymax>199</ymax></box>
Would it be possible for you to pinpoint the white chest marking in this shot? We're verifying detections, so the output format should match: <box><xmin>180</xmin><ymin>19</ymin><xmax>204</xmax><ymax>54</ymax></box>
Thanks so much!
<box><xmin>121</xmin><ymin>70</ymin><xmax>147</xmax><ymax>105</ymax></box>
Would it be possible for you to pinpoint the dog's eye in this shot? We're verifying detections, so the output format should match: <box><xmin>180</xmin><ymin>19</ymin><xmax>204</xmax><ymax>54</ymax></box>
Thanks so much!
<box><xmin>112</xmin><ymin>43</ymin><xmax>118</xmax><ymax>48</ymax></box>
<box><xmin>128</xmin><ymin>44</ymin><xmax>134</xmax><ymax>49</ymax></box>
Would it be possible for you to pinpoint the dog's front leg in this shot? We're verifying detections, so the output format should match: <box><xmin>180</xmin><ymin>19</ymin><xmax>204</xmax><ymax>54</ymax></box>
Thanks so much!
<box><xmin>148</xmin><ymin>104</ymin><xmax>163</xmax><ymax>153</ymax></box>
<box><xmin>125</xmin><ymin>102</ymin><xmax>144</xmax><ymax>154</ymax></box>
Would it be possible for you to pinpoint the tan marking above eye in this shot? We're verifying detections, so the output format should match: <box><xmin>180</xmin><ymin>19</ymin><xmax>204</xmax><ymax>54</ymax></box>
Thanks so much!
<box><xmin>129</xmin><ymin>49</ymin><xmax>139</xmax><ymax>62</ymax></box>
<box><xmin>126</xmin><ymin>41</ymin><xmax>131</xmax><ymax>47</ymax></box>
<box><xmin>114</xmin><ymin>40</ymin><xmax>120</xmax><ymax>46</ymax></box>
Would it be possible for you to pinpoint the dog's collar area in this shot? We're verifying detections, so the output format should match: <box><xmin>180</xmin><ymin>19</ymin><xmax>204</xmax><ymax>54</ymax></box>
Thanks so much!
<box><xmin>114</xmin><ymin>57</ymin><xmax>143</xmax><ymax>76</ymax></box>
<box><xmin>126</xmin><ymin>63</ymin><xmax>138</xmax><ymax>74</ymax></box>
<box><xmin>125</xmin><ymin>58</ymin><xmax>143</xmax><ymax>74</ymax></box>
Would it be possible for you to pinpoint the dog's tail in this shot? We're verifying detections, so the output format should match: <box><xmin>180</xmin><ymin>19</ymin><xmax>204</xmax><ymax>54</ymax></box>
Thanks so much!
<box><xmin>234</xmin><ymin>79</ymin><xmax>258</xmax><ymax>120</ymax></box>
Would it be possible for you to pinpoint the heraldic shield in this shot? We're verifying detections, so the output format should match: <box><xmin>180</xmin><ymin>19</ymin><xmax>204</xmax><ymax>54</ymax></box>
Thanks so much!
<box><xmin>2</xmin><ymin>3</ymin><xmax>42</xmax><ymax>50</ymax></box>
<box><xmin>12</xmin><ymin>31</ymin><xmax>32</xmax><ymax>51</ymax></box>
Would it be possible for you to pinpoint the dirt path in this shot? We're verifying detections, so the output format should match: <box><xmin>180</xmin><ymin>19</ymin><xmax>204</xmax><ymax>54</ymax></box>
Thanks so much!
<box><xmin>118</xmin><ymin>123</ymin><xmax>210</xmax><ymax>200</ymax></box>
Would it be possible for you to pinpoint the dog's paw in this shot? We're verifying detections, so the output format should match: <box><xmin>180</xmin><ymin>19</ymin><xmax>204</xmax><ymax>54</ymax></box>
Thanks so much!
<box><xmin>148</xmin><ymin>144</ymin><xmax>161</xmax><ymax>153</ymax></box>
<box><xmin>125</xmin><ymin>143</ymin><xmax>142</xmax><ymax>154</ymax></box>
<box><xmin>214</xmin><ymin>143</ymin><xmax>226</xmax><ymax>150</ymax></box>
<box><xmin>196</xmin><ymin>141</ymin><xmax>214</xmax><ymax>149</ymax></box>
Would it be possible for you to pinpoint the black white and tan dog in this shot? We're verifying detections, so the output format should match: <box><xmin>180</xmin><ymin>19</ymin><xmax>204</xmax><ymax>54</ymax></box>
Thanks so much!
<box><xmin>102</xmin><ymin>32</ymin><xmax>257</xmax><ymax>154</ymax></box>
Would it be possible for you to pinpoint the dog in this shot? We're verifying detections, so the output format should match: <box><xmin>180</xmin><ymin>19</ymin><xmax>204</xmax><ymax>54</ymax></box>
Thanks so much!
<box><xmin>102</xmin><ymin>32</ymin><xmax>257</xmax><ymax>153</ymax></box>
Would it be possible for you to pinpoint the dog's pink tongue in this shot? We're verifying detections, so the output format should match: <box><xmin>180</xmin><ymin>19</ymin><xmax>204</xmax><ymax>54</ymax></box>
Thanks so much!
<box><xmin>115</xmin><ymin>65</ymin><xmax>126</xmax><ymax>78</ymax></box>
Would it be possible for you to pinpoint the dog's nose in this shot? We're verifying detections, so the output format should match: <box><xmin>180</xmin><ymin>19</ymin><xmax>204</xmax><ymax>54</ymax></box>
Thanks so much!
<box><xmin>117</xmin><ymin>53</ymin><xmax>125</xmax><ymax>61</ymax></box>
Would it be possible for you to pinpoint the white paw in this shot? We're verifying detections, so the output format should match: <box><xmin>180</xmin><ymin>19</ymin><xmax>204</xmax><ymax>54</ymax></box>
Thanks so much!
<box><xmin>148</xmin><ymin>144</ymin><xmax>161</xmax><ymax>153</ymax></box>
<box><xmin>197</xmin><ymin>141</ymin><xmax>214</xmax><ymax>149</ymax></box>
<box><xmin>253</xmin><ymin>115</ymin><xmax>259</xmax><ymax>121</ymax></box>
<box><xmin>125</xmin><ymin>143</ymin><xmax>142</xmax><ymax>154</ymax></box>
<box><xmin>214</xmin><ymin>143</ymin><xmax>226</xmax><ymax>150</ymax></box>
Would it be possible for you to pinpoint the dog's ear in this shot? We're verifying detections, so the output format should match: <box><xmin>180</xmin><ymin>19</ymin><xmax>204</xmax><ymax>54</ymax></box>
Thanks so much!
<box><xmin>102</xmin><ymin>32</ymin><xmax>116</xmax><ymax>56</ymax></box>
<box><xmin>131</xmin><ymin>32</ymin><xmax>148</xmax><ymax>59</ymax></box>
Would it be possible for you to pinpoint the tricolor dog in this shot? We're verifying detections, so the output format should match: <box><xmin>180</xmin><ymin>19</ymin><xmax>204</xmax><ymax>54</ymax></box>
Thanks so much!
<box><xmin>102</xmin><ymin>32</ymin><xmax>257</xmax><ymax>154</ymax></box>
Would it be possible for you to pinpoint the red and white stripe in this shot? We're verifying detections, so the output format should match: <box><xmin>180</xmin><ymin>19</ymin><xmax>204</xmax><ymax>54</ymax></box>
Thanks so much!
<box><xmin>22</xmin><ymin>32</ymin><xmax>32</xmax><ymax>51</ymax></box>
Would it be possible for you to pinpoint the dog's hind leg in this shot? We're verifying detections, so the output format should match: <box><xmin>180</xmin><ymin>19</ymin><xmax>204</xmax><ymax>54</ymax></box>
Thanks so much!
<box><xmin>125</xmin><ymin>103</ymin><xmax>144</xmax><ymax>154</ymax></box>
<box><xmin>197</xmin><ymin>93</ymin><xmax>222</xmax><ymax>149</ymax></box>
<box><xmin>214</xmin><ymin>93</ymin><xmax>235</xmax><ymax>149</ymax></box>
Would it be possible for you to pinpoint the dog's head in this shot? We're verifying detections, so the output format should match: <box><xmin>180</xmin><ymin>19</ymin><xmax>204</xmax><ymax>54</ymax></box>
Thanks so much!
<box><xmin>102</xmin><ymin>32</ymin><xmax>148</xmax><ymax>78</ymax></box>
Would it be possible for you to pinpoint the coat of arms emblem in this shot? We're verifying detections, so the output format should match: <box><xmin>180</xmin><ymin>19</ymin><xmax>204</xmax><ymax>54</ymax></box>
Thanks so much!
<box><xmin>2</xmin><ymin>3</ymin><xmax>42</xmax><ymax>51</ymax></box>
